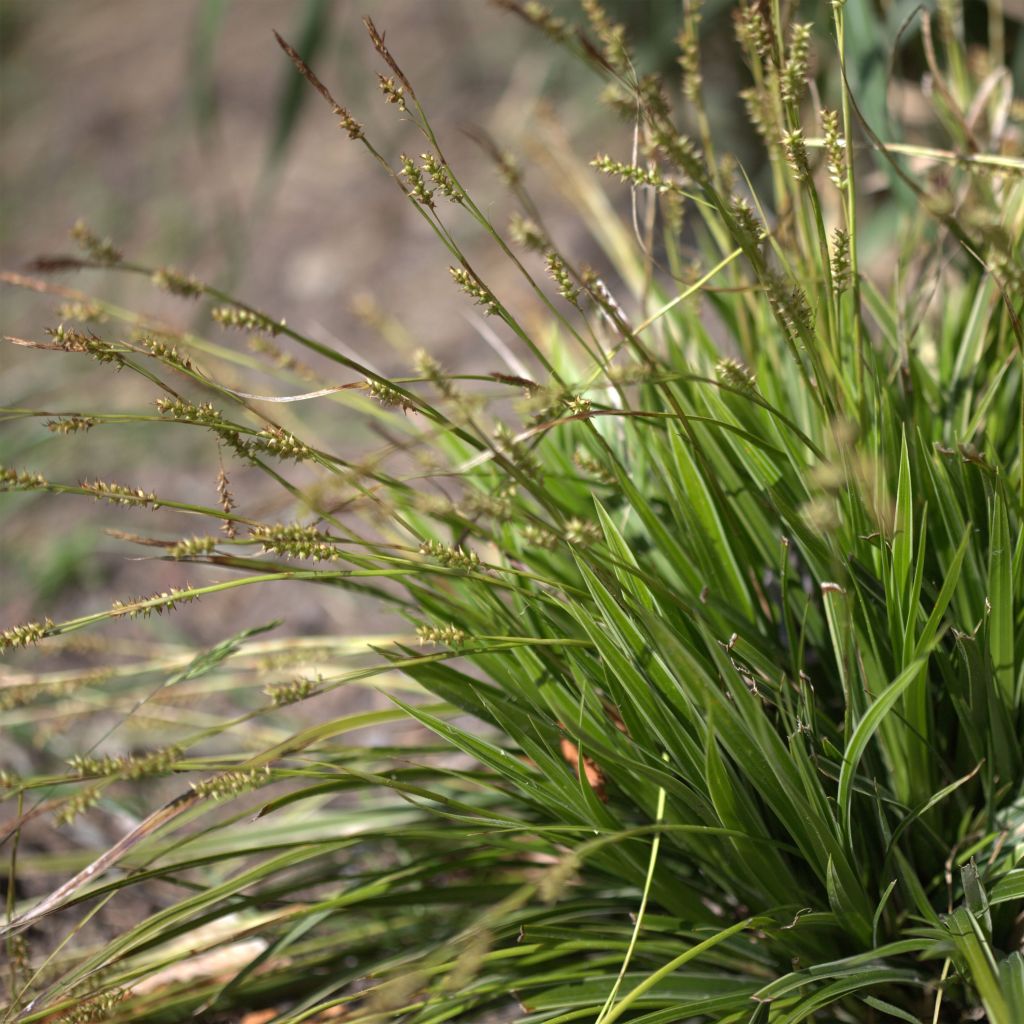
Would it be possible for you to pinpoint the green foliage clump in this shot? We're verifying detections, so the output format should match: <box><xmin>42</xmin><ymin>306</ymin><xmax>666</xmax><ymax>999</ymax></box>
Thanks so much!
<box><xmin>2</xmin><ymin>3</ymin><xmax>1023</xmax><ymax>1023</ymax></box>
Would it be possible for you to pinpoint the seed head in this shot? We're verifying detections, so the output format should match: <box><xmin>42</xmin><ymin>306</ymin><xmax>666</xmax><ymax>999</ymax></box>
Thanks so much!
<box><xmin>68</xmin><ymin>745</ymin><xmax>182</xmax><ymax>781</ymax></box>
<box><xmin>450</xmin><ymin>267</ymin><xmax>500</xmax><ymax>316</ymax></box>
<box><xmin>522</xmin><ymin>524</ymin><xmax>559</xmax><ymax>550</ymax></box>
<box><xmin>251</xmin><ymin>523</ymin><xmax>339</xmax><ymax>561</ymax></box>
<box><xmin>830</xmin><ymin>228</ymin><xmax>852</xmax><ymax>293</ymax></box>
<box><xmin>416</xmin><ymin>623</ymin><xmax>467</xmax><ymax>647</ymax></box>
<box><xmin>111</xmin><ymin>587</ymin><xmax>198</xmax><ymax>619</ymax></box>
<box><xmin>168</xmin><ymin>536</ymin><xmax>217</xmax><ymax>559</ymax></box>
<box><xmin>591</xmin><ymin>154</ymin><xmax>681</xmax><ymax>193</ymax></box>
<box><xmin>265</xmin><ymin>676</ymin><xmax>320</xmax><ymax>706</ymax></box>
<box><xmin>781</xmin><ymin>23</ymin><xmax>812</xmax><ymax>104</ymax></box>
<box><xmin>191</xmin><ymin>766</ymin><xmax>271</xmax><ymax>801</ymax></box>
<box><xmin>82</xmin><ymin>478</ymin><xmax>160</xmax><ymax>508</ymax></box>
<box><xmin>1</xmin><ymin>466</ymin><xmax>48</xmax><ymax>490</ymax></box>
<box><xmin>366</xmin><ymin>377</ymin><xmax>415</xmax><ymax>411</ymax></box>
<box><xmin>508</xmin><ymin>213</ymin><xmax>546</xmax><ymax>252</ymax></box>
<box><xmin>55</xmin><ymin>785</ymin><xmax>104</xmax><ymax>826</ymax></box>
<box><xmin>716</xmin><ymin>357</ymin><xmax>757</xmax><ymax>392</ymax></box>
<box><xmin>70</xmin><ymin>219</ymin><xmax>121</xmax><ymax>264</ymax></box>
<box><xmin>400</xmin><ymin>154</ymin><xmax>434</xmax><ymax>208</ymax></box>
<box><xmin>211</xmin><ymin>305</ymin><xmax>284</xmax><ymax>336</ymax></box>
<box><xmin>420</xmin><ymin>539</ymin><xmax>480</xmax><ymax>571</ymax></box>
<box><xmin>151</xmin><ymin>267</ymin><xmax>202</xmax><ymax>298</ymax></box>
<box><xmin>545</xmin><ymin>252</ymin><xmax>580</xmax><ymax>306</ymax></box>
<box><xmin>573</xmin><ymin>448</ymin><xmax>615</xmax><ymax>484</ymax></box>
<box><xmin>255</xmin><ymin>427</ymin><xmax>311</xmax><ymax>463</ymax></box>
<box><xmin>782</xmin><ymin>128</ymin><xmax>810</xmax><ymax>182</ymax></box>
<box><xmin>378</xmin><ymin>75</ymin><xmax>406</xmax><ymax>111</ymax></box>
<box><xmin>565</xmin><ymin>518</ymin><xmax>602</xmax><ymax>546</ymax></box>
<box><xmin>1</xmin><ymin>618</ymin><xmax>55</xmax><ymax>653</ymax></box>
<box><xmin>46</xmin><ymin>416</ymin><xmax>97</xmax><ymax>435</ymax></box>
<box><xmin>421</xmin><ymin>153</ymin><xmax>461</xmax><ymax>202</ymax></box>
<box><xmin>156</xmin><ymin>398</ymin><xmax>222</xmax><ymax>425</ymax></box>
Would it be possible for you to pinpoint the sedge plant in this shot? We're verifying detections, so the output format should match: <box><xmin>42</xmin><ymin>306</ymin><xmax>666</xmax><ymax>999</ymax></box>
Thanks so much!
<box><xmin>2</xmin><ymin>2</ymin><xmax>1023</xmax><ymax>1022</ymax></box>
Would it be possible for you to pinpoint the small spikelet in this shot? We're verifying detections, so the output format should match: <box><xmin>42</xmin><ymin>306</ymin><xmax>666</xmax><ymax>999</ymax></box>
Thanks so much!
<box><xmin>273</xmin><ymin>30</ymin><xmax>363</xmax><ymax>138</ymax></box>
<box><xmin>539</xmin><ymin>848</ymin><xmax>581</xmax><ymax>903</ymax></box>
<box><xmin>1</xmin><ymin>669</ymin><xmax>112</xmax><ymax>711</ymax></box>
<box><xmin>495</xmin><ymin>1</ymin><xmax>572</xmax><ymax>43</ymax></box>
<box><xmin>255</xmin><ymin>427</ymin><xmax>312</xmax><ymax>463</ymax></box>
<box><xmin>143</xmin><ymin>337</ymin><xmax>193</xmax><ymax>369</ymax></box>
<box><xmin>251</xmin><ymin>523</ymin><xmax>339</xmax><ymax>561</ymax></box>
<box><xmin>54</xmin><ymin>785</ymin><xmax>103</xmax><ymax>826</ymax></box>
<box><xmin>764</xmin><ymin>270</ymin><xmax>813</xmax><ymax>344</ymax></box>
<box><xmin>565</xmin><ymin>518</ymin><xmax>602</xmax><ymax>547</ymax></box>
<box><xmin>573</xmin><ymin>448</ymin><xmax>615</xmax><ymax>484</ymax></box>
<box><xmin>458</xmin><ymin>488</ymin><xmax>515</xmax><ymax>522</ymax></box>
<box><xmin>730</xmin><ymin>196</ymin><xmax>767</xmax><ymax>245</ymax></box>
<box><xmin>110</xmin><ymin>589</ymin><xmax>195</xmax><ymax>618</ymax></box>
<box><xmin>830</xmin><ymin>228</ymin><xmax>852</xmax><ymax>293</ymax></box>
<box><xmin>55</xmin><ymin>988</ymin><xmax>130</xmax><ymax>1024</ymax></box>
<box><xmin>564</xmin><ymin>394</ymin><xmax>592</xmax><ymax>416</ymax></box>
<box><xmin>545</xmin><ymin>252</ymin><xmax>580</xmax><ymax>305</ymax></box>
<box><xmin>400</xmin><ymin>154</ymin><xmax>434</xmax><ymax>207</ymax></box>
<box><xmin>248</xmin><ymin>335</ymin><xmax>316</xmax><ymax>380</ymax></box>
<box><xmin>420</xmin><ymin>539</ymin><xmax>480</xmax><ymax>570</ymax></box>
<box><xmin>522</xmin><ymin>524</ymin><xmax>559</xmax><ymax>550</ymax></box>
<box><xmin>111</xmin><ymin>587</ymin><xmax>198</xmax><ymax>619</ymax></box>
<box><xmin>70</xmin><ymin>219</ymin><xmax>121</xmax><ymax>264</ymax></box>
<box><xmin>1</xmin><ymin>466</ymin><xmax>47</xmax><ymax>491</ymax></box>
<box><xmin>335</xmin><ymin>108</ymin><xmax>364</xmax><ymax>139</ymax></box>
<box><xmin>0</xmin><ymin>618</ymin><xmax>55</xmax><ymax>653</ymax></box>
<box><xmin>581</xmin><ymin>0</ymin><xmax>630</xmax><ymax>70</ymax></box>
<box><xmin>740</xmin><ymin>86</ymin><xmax>776</xmax><ymax>143</ymax></box>
<box><xmin>443</xmin><ymin>929</ymin><xmax>493</xmax><ymax>993</ymax></box>
<box><xmin>366</xmin><ymin>378</ymin><xmax>415</xmax><ymax>411</ymax></box>
<box><xmin>735</xmin><ymin>1</ymin><xmax>772</xmax><ymax>62</ymax></box>
<box><xmin>780</xmin><ymin>23</ymin><xmax>812</xmax><ymax>104</ymax></box>
<box><xmin>191</xmin><ymin>766</ymin><xmax>271</xmax><ymax>801</ymax></box>
<box><xmin>677</xmin><ymin>23</ymin><xmax>702</xmax><ymax>103</ymax></box>
<box><xmin>716</xmin><ymin>357</ymin><xmax>758</xmax><ymax>392</ymax></box>
<box><xmin>217</xmin><ymin>463</ymin><xmax>238</xmax><ymax>539</ymax></box>
<box><xmin>765</xmin><ymin>269</ymin><xmax>813</xmax><ymax>340</ymax></box>
<box><xmin>211</xmin><ymin>305</ymin><xmax>285</xmax><ymax>336</ymax></box>
<box><xmin>782</xmin><ymin>128</ymin><xmax>810</xmax><ymax>182</ymax></box>
<box><xmin>82</xmin><ymin>479</ymin><xmax>160</xmax><ymax>508</ymax></box>
<box><xmin>68</xmin><ymin>745</ymin><xmax>182</xmax><ymax>781</ymax></box>
<box><xmin>168</xmin><ymin>536</ymin><xmax>217</xmax><ymax>559</ymax></box>
<box><xmin>591</xmin><ymin>154</ymin><xmax>682</xmax><ymax>192</ymax></box>
<box><xmin>415</xmin><ymin>349</ymin><xmax>460</xmax><ymax>402</ymax></box>
<box><xmin>156</xmin><ymin>398</ymin><xmax>222</xmax><ymax>425</ymax></box>
<box><xmin>508</xmin><ymin>213</ymin><xmax>546</xmax><ymax>251</ymax></box>
<box><xmin>821</xmin><ymin>108</ymin><xmax>846</xmax><ymax>190</ymax></box>
<box><xmin>377</xmin><ymin>74</ymin><xmax>406</xmax><ymax>111</ymax></box>
<box><xmin>265</xmin><ymin>676</ymin><xmax>319</xmax><ymax>707</ymax></box>
<box><xmin>421</xmin><ymin>153</ymin><xmax>461</xmax><ymax>202</ymax></box>
<box><xmin>417</xmin><ymin>623</ymin><xmax>467</xmax><ymax>647</ymax></box>
<box><xmin>650</xmin><ymin>130</ymin><xmax>706</xmax><ymax>183</ymax></box>
<box><xmin>450</xmin><ymin>267</ymin><xmax>500</xmax><ymax>316</ymax></box>
<box><xmin>56</xmin><ymin>301</ymin><xmax>105</xmax><ymax>323</ymax></box>
<box><xmin>151</xmin><ymin>267</ymin><xmax>202</xmax><ymax>298</ymax></box>
<box><xmin>494</xmin><ymin>423</ymin><xmax>544</xmax><ymax>481</ymax></box>
<box><xmin>46</xmin><ymin>416</ymin><xmax>97</xmax><ymax>435</ymax></box>
<box><xmin>47</xmin><ymin>324</ymin><xmax>124</xmax><ymax>365</ymax></box>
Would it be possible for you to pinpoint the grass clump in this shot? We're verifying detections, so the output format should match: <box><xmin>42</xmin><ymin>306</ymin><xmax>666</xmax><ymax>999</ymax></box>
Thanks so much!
<box><xmin>2</xmin><ymin>2</ymin><xmax>1023</xmax><ymax>1022</ymax></box>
